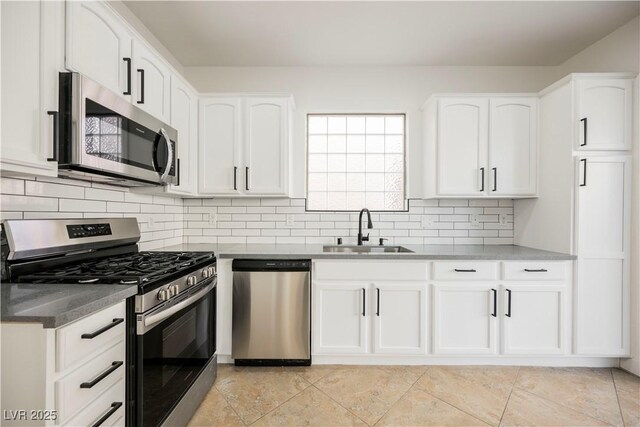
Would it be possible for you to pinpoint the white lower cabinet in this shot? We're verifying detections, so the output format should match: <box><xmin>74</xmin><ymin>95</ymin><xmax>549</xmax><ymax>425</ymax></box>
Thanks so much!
<box><xmin>432</xmin><ymin>284</ymin><xmax>498</xmax><ymax>355</ymax></box>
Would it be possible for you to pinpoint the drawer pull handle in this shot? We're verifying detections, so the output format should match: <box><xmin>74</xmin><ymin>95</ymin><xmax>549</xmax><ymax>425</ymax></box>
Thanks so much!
<box><xmin>376</xmin><ymin>287</ymin><xmax>380</xmax><ymax>317</ymax></box>
<box><xmin>524</xmin><ymin>269</ymin><xmax>548</xmax><ymax>273</ymax></box>
<box><xmin>91</xmin><ymin>402</ymin><xmax>122</xmax><ymax>427</ymax></box>
<box><xmin>81</xmin><ymin>318</ymin><xmax>124</xmax><ymax>339</ymax></box>
<box><xmin>506</xmin><ymin>289</ymin><xmax>512</xmax><ymax>318</ymax></box>
<box><xmin>80</xmin><ymin>361</ymin><xmax>123</xmax><ymax>389</ymax></box>
<box><xmin>362</xmin><ymin>288</ymin><xmax>366</xmax><ymax>317</ymax></box>
<box><xmin>491</xmin><ymin>289</ymin><xmax>497</xmax><ymax>317</ymax></box>
<box><xmin>454</xmin><ymin>269</ymin><xmax>476</xmax><ymax>273</ymax></box>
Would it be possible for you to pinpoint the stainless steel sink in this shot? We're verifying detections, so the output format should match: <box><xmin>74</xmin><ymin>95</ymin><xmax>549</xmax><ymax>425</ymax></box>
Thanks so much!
<box><xmin>323</xmin><ymin>245</ymin><xmax>414</xmax><ymax>253</ymax></box>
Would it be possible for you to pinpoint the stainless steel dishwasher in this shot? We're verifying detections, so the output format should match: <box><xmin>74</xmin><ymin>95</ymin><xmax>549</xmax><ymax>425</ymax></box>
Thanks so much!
<box><xmin>232</xmin><ymin>259</ymin><xmax>311</xmax><ymax>366</ymax></box>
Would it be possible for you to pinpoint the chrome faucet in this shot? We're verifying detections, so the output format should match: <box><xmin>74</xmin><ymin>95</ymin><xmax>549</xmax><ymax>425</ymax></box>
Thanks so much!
<box><xmin>357</xmin><ymin>208</ymin><xmax>373</xmax><ymax>246</ymax></box>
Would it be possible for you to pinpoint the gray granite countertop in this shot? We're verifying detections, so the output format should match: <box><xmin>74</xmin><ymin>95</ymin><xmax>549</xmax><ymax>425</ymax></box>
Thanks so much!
<box><xmin>1</xmin><ymin>283</ymin><xmax>137</xmax><ymax>328</ymax></box>
<box><xmin>163</xmin><ymin>243</ymin><xmax>576</xmax><ymax>260</ymax></box>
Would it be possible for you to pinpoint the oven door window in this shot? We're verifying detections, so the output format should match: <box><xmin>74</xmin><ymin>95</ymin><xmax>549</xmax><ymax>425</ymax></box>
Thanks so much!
<box><xmin>138</xmin><ymin>285</ymin><xmax>215</xmax><ymax>427</ymax></box>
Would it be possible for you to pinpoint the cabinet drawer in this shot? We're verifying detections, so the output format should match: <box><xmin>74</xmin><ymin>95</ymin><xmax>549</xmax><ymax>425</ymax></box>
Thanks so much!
<box><xmin>502</xmin><ymin>262</ymin><xmax>568</xmax><ymax>281</ymax></box>
<box><xmin>61</xmin><ymin>378</ymin><xmax>125</xmax><ymax>427</ymax></box>
<box><xmin>56</xmin><ymin>341</ymin><xmax>125</xmax><ymax>423</ymax></box>
<box><xmin>314</xmin><ymin>261</ymin><xmax>429</xmax><ymax>281</ymax></box>
<box><xmin>432</xmin><ymin>261</ymin><xmax>499</xmax><ymax>280</ymax></box>
<box><xmin>56</xmin><ymin>301</ymin><xmax>125</xmax><ymax>372</ymax></box>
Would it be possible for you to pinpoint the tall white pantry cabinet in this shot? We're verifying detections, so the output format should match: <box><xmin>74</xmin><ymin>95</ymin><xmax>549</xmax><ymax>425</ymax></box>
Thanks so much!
<box><xmin>515</xmin><ymin>73</ymin><xmax>635</xmax><ymax>357</ymax></box>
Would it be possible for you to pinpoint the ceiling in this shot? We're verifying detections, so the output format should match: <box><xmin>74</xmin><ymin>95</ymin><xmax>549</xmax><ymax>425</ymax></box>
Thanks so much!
<box><xmin>122</xmin><ymin>1</ymin><xmax>639</xmax><ymax>67</ymax></box>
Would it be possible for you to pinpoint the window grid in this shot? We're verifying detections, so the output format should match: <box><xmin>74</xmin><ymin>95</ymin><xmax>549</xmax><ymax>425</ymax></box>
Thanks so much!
<box><xmin>306</xmin><ymin>114</ymin><xmax>406</xmax><ymax>212</ymax></box>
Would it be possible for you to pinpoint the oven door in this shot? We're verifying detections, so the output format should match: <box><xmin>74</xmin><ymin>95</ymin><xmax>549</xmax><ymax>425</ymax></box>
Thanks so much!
<box><xmin>135</xmin><ymin>279</ymin><xmax>216</xmax><ymax>427</ymax></box>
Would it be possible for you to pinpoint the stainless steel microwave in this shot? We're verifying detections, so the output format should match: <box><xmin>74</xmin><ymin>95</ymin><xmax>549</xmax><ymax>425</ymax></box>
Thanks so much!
<box><xmin>55</xmin><ymin>72</ymin><xmax>177</xmax><ymax>187</ymax></box>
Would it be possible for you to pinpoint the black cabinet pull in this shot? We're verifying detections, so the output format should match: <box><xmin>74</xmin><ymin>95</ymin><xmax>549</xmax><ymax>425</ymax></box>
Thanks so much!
<box><xmin>505</xmin><ymin>289</ymin><xmax>512</xmax><ymax>317</ymax></box>
<box><xmin>580</xmin><ymin>117</ymin><xmax>587</xmax><ymax>146</ymax></box>
<box><xmin>233</xmin><ymin>166</ymin><xmax>238</xmax><ymax>190</ymax></box>
<box><xmin>245</xmin><ymin>167</ymin><xmax>250</xmax><ymax>191</ymax></box>
<box><xmin>491</xmin><ymin>289</ymin><xmax>497</xmax><ymax>317</ymax></box>
<box><xmin>480</xmin><ymin>167</ymin><xmax>485</xmax><ymax>192</ymax></box>
<box><xmin>81</xmin><ymin>318</ymin><xmax>124</xmax><ymax>339</ymax></box>
<box><xmin>137</xmin><ymin>69</ymin><xmax>145</xmax><ymax>104</ymax></box>
<box><xmin>47</xmin><ymin>111</ymin><xmax>59</xmax><ymax>162</ymax></box>
<box><xmin>376</xmin><ymin>288</ymin><xmax>380</xmax><ymax>316</ymax></box>
<box><xmin>176</xmin><ymin>158</ymin><xmax>181</xmax><ymax>186</ymax></box>
<box><xmin>123</xmin><ymin>58</ymin><xmax>131</xmax><ymax>95</ymax></box>
<box><xmin>454</xmin><ymin>269</ymin><xmax>476</xmax><ymax>273</ymax></box>
<box><xmin>91</xmin><ymin>402</ymin><xmax>122</xmax><ymax>427</ymax></box>
<box><xmin>492</xmin><ymin>168</ymin><xmax>497</xmax><ymax>191</ymax></box>
<box><xmin>524</xmin><ymin>268</ymin><xmax>548</xmax><ymax>273</ymax></box>
<box><xmin>362</xmin><ymin>288</ymin><xmax>366</xmax><ymax>317</ymax></box>
<box><xmin>580</xmin><ymin>158</ymin><xmax>587</xmax><ymax>187</ymax></box>
<box><xmin>80</xmin><ymin>361</ymin><xmax>123</xmax><ymax>389</ymax></box>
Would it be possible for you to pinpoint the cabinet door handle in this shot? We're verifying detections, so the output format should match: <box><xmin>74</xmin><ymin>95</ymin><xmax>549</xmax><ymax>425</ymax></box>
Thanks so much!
<box><xmin>480</xmin><ymin>167</ymin><xmax>485</xmax><ymax>192</ymax></box>
<box><xmin>81</xmin><ymin>318</ymin><xmax>124</xmax><ymax>339</ymax></box>
<box><xmin>492</xmin><ymin>167</ymin><xmax>497</xmax><ymax>191</ymax></box>
<box><xmin>245</xmin><ymin>167</ymin><xmax>250</xmax><ymax>191</ymax></box>
<box><xmin>362</xmin><ymin>288</ymin><xmax>366</xmax><ymax>317</ymax></box>
<box><xmin>47</xmin><ymin>111</ymin><xmax>59</xmax><ymax>162</ymax></box>
<box><xmin>137</xmin><ymin>69</ymin><xmax>145</xmax><ymax>104</ymax></box>
<box><xmin>233</xmin><ymin>166</ymin><xmax>238</xmax><ymax>190</ymax></box>
<box><xmin>454</xmin><ymin>268</ymin><xmax>476</xmax><ymax>273</ymax></box>
<box><xmin>91</xmin><ymin>402</ymin><xmax>123</xmax><ymax>427</ymax></box>
<box><xmin>579</xmin><ymin>158</ymin><xmax>587</xmax><ymax>187</ymax></box>
<box><xmin>176</xmin><ymin>158</ymin><xmax>181</xmax><ymax>187</ymax></box>
<box><xmin>491</xmin><ymin>289</ymin><xmax>497</xmax><ymax>317</ymax></box>
<box><xmin>505</xmin><ymin>289</ymin><xmax>512</xmax><ymax>317</ymax></box>
<box><xmin>580</xmin><ymin>117</ymin><xmax>587</xmax><ymax>146</ymax></box>
<box><xmin>80</xmin><ymin>361</ymin><xmax>123</xmax><ymax>389</ymax></box>
<box><xmin>123</xmin><ymin>58</ymin><xmax>132</xmax><ymax>95</ymax></box>
<box><xmin>376</xmin><ymin>288</ymin><xmax>380</xmax><ymax>316</ymax></box>
<box><xmin>524</xmin><ymin>268</ymin><xmax>548</xmax><ymax>273</ymax></box>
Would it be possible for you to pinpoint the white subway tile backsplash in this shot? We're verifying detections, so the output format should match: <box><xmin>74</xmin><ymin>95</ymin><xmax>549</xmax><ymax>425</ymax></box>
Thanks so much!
<box><xmin>1</xmin><ymin>178</ymin><xmax>25</xmax><ymax>195</ymax></box>
<box><xmin>85</xmin><ymin>187</ymin><xmax>125</xmax><ymax>202</ymax></box>
<box><xmin>2</xmin><ymin>194</ymin><xmax>58</xmax><ymax>211</ymax></box>
<box><xmin>60</xmin><ymin>199</ymin><xmax>106</xmax><ymax>212</ymax></box>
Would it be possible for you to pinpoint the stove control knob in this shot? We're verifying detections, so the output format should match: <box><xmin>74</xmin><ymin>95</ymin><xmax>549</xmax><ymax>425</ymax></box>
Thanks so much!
<box><xmin>157</xmin><ymin>289</ymin><xmax>168</xmax><ymax>301</ymax></box>
<box><xmin>208</xmin><ymin>267</ymin><xmax>216</xmax><ymax>277</ymax></box>
<box><xmin>168</xmin><ymin>284</ymin><xmax>178</xmax><ymax>297</ymax></box>
<box><xmin>202</xmin><ymin>269</ymin><xmax>210</xmax><ymax>279</ymax></box>
<box><xmin>187</xmin><ymin>276</ymin><xmax>197</xmax><ymax>286</ymax></box>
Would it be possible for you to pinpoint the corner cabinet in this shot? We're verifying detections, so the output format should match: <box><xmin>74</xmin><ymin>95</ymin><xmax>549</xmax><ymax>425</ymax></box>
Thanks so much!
<box><xmin>199</xmin><ymin>95</ymin><xmax>293</xmax><ymax>197</ymax></box>
<box><xmin>422</xmin><ymin>94</ymin><xmax>537</xmax><ymax>199</ymax></box>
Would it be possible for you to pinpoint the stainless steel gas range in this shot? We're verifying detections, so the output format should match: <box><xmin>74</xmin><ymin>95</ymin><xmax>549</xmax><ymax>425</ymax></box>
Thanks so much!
<box><xmin>1</xmin><ymin>218</ymin><xmax>217</xmax><ymax>427</ymax></box>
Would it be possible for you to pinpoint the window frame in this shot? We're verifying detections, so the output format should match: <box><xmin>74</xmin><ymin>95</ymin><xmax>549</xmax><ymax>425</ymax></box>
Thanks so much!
<box><xmin>304</xmin><ymin>112</ymin><xmax>409</xmax><ymax>213</ymax></box>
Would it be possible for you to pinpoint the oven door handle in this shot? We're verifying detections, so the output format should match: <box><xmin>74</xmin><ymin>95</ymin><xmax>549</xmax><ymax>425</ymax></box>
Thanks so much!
<box><xmin>158</xmin><ymin>128</ymin><xmax>174</xmax><ymax>184</ymax></box>
<box><xmin>137</xmin><ymin>280</ymin><xmax>215</xmax><ymax>335</ymax></box>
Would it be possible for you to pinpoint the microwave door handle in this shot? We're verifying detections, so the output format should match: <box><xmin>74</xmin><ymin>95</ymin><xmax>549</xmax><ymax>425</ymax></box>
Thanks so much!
<box><xmin>159</xmin><ymin>128</ymin><xmax>173</xmax><ymax>183</ymax></box>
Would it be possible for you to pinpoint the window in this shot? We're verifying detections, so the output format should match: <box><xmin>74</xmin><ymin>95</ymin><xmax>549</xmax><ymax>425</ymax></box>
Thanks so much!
<box><xmin>306</xmin><ymin>114</ymin><xmax>406</xmax><ymax>211</ymax></box>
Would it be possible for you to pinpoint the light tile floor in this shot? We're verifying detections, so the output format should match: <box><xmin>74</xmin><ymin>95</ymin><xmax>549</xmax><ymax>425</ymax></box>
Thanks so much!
<box><xmin>187</xmin><ymin>365</ymin><xmax>640</xmax><ymax>427</ymax></box>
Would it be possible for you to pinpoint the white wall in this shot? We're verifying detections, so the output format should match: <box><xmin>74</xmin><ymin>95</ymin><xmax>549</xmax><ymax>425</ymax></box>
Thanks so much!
<box><xmin>186</xmin><ymin>65</ymin><xmax>556</xmax><ymax>198</ymax></box>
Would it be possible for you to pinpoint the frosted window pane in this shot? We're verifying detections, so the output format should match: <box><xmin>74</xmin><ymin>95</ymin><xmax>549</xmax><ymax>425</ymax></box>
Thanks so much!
<box><xmin>366</xmin><ymin>154</ymin><xmax>384</xmax><ymax>172</ymax></box>
<box><xmin>308</xmin><ymin>135</ymin><xmax>327</xmax><ymax>153</ymax></box>
<box><xmin>328</xmin><ymin>173</ymin><xmax>347</xmax><ymax>191</ymax></box>
<box><xmin>307</xmin><ymin>114</ymin><xmax>405</xmax><ymax>211</ymax></box>
<box><xmin>308</xmin><ymin>154</ymin><xmax>327</xmax><ymax>172</ymax></box>
<box><xmin>366</xmin><ymin>116</ymin><xmax>384</xmax><ymax>134</ymax></box>
<box><xmin>347</xmin><ymin>116</ymin><xmax>365</xmax><ymax>133</ymax></box>
<box><xmin>385</xmin><ymin>135</ymin><xmax>403</xmax><ymax>153</ymax></box>
<box><xmin>347</xmin><ymin>135</ymin><xmax>365</xmax><ymax>153</ymax></box>
<box><xmin>366</xmin><ymin>135</ymin><xmax>384</xmax><ymax>153</ymax></box>
<box><xmin>385</xmin><ymin>116</ymin><xmax>404</xmax><ymax>134</ymax></box>
<box><xmin>327</xmin><ymin>135</ymin><xmax>347</xmax><ymax>153</ymax></box>
<box><xmin>327</xmin><ymin>192</ymin><xmax>346</xmax><ymax>210</ymax></box>
<box><xmin>327</xmin><ymin>154</ymin><xmax>346</xmax><ymax>172</ymax></box>
<box><xmin>346</xmin><ymin>173</ymin><xmax>366</xmax><ymax>191</ymax></box>
<box><xmin>308</xmin><ymin>116</ymin><xmax>327</xmax><ymax>134</ymax></box>
<box><xmin>328</xmin><ymin>116</ymin><xmax>347</xmax><ymax>134</ymax></box>
<box><xmin>366</xmin><ymin>173</ymin><xmax>384</xmax><ymax>191</ymax></box>
<box><xmin>308</xmin><ymin>173</ymin><xmax>327</xmax><ymax>191</ymax></box>
<box><xmin>346</xmin><ymin>154</ymin><xmax>365</xmax><ymax>172</ymax></box>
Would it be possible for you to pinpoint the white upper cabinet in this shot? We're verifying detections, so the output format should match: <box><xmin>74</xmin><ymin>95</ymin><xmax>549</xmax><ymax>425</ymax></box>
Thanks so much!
<box><xmin>1</xmin><ymin>0</ymin><xmax>64</xmax><ymax>177</ymax></box>
<box><xmin>199</xmin><ymin>95</ymin><xmax>293</xmax><ymax>197</ymax></box>
<box><xmin>66</xmin><ymin>1</ymin><xmax>132</xmax><ymax>97</ymax></box>
<box><xmin>168</xmin><ymin>77</ymin><xmax>198</xmax><ymax>195</ymax></box>
<box><xmin>489</xmin><ymin>98</ymin><xmax>537</xmax><ymax>196</ymax></box>
<box><xmin>244</xmin><ymin>98</ymin><xmax>290</xmax><ymax>195</ymax></box>
<box><xmin>575</xmin><ymin>78</ymin><xmax>633</xmax><ymax>151</ymax></box>
<box><xmin>133</xmin><ymin>40</ymin><xmax>171</xmax><ymax>123</ymax></box>
<box><xmin>437</xmin><ymin>98</ymin><xmax>489</xmax><ymax>196</ymax></box>
<box><xmin>423</xmin><ymin>95</ymin><xmax>538</xmax><ymax>199</ymax></box>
